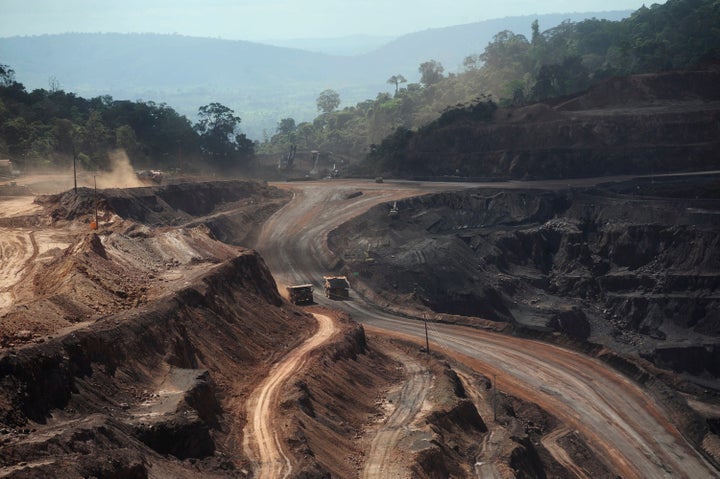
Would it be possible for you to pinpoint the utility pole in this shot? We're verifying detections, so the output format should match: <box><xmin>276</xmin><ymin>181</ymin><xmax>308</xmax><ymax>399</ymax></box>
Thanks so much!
<box><xmin>73</xmin><ymin>149</ymin><xmax>77</xmax><ymax>194</ymax></box>
<box><xmin>493</xmin><ymin>374</ymin><xmax>498</xmax><ymax>422</ymax></box>
<box><xmin>424</xmin><ymin>314</ymin><xmax>430</xmax><ymax>354</ymax></box>
<box><xmin>93</xmin><ymin>175</ymin><xmax>98</xmax><ymax>229</ymax></box>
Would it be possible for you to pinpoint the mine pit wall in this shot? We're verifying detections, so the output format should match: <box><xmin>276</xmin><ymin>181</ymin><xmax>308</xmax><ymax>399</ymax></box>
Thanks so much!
<box><xmin>330</xmin><ymin>184</ymin><xmax>720</xmax><ymax>352</ymax></box>
<box><xmin>0</xmin><ymin>251</ymin><xmax>314</xmax><ymax>467</ymax></box>
<box><xmin>400</xmin><ymin>68</ymin><xmax>720</xmax><ymax>180</ymax></box>
<box><xmin>327</xmin><ymin>183</ymin><xmax>720</xmax><ymax>469</ymax></box>
<box><xmin>405</xmin><ymin>111</ymin><xmax>720</xmax><ymax>179</ymax></box>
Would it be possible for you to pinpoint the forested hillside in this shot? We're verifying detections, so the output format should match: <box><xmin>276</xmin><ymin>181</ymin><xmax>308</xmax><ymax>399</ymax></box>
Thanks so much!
<box><xmin>259</xmin><ymin>0</ymin><xmax>720</xmax><ymax>172</ymax></box>
<box><xmin>0</xmin><ymin>64</ymin><xmax>253</xmax><ymax>174</ymax></box>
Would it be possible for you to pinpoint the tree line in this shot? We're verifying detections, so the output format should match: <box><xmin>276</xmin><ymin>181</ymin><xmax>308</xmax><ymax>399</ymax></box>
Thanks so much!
<box><xmin>0</xmin><ymin>65</ymin><xmax>253</xmax><ymax>174</ymax></box>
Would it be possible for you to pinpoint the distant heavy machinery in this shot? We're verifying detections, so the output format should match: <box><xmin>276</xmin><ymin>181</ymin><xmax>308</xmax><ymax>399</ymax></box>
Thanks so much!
<box><xmin>0</xmin><ymin>159</ymin><xmax>16</xmax><ymax>178</ymax></box>
<box><xmin>278</xmin><ymin>144</ymin><xmax>297</xmax><ymax>170</ymax></box>
<box><xmin>309</xmin><ymin>150</ymin><xmax>321</xmax><ymax>177</ymax></box>
<box><xmin>389</xmin><ymin>201</ymin><xmax>399</xmax><ymax>216</ymax></box>
<box><xmin>136</xmin><ymin>169</ymin><xmax>163</xmax><ymax>184</ymax></box>
<box><xmin>277</xmin><ymin>146</ymin><xmax>345</xmax><ymax>179</ymax></box>
<box><xmin>286</xmin><ymin>284</ymin><xmax>314</xmax><ymax>305</ymax></box>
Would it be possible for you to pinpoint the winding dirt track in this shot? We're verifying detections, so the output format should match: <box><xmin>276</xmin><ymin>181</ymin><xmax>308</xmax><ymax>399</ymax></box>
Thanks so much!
<box><xmin>255</xmin><ymin>178</ymin><xmax>719</xmax><ymax>479</ymax></box>
<box><xmin>242</xmin><ymin>313</ymin><xmax>337</xmax><ymax>479</ymax></box>
<box><xmin>361</xmin><ymin>350</ymin><xmax>431</xmax><ymax>479</ymax></box>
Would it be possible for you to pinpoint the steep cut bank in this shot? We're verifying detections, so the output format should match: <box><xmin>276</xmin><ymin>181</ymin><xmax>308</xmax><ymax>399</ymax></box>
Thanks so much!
<box><xmin>376</xmin><ymin>66</ymin><xmax>720</xmax><ymax>179</ymax></box>
<box><xmin>328</xmin><ymin>174</ymin><xmax>720</xmax><ymax>469</ymax></box>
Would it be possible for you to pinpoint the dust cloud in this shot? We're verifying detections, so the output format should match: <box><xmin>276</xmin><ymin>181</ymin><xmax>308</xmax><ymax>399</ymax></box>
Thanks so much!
<box><xmin>1</xmin><ymin>150</ymin><xmax>148</xmax><ymax>195</ymax></box>
<box><xmin>94</xmin><ymin>150</ymin><xmax>145</xmax><ymax>189</ymax></box>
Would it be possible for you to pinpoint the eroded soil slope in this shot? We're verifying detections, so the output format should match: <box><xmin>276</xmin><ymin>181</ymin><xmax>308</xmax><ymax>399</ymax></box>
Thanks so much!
<box><xmin>0</xmin><ymin>180</ymin><xmax>289</xmax><ymax>345</ymax></box>
<box><xmin>0</xmin><ymin>179</ymin><xmax>323</xmax><ymax>477</ymax></box>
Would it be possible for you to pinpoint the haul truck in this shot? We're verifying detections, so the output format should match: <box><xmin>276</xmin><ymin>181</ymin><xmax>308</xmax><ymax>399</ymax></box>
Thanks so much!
<box><xmin>286</xmin><ymin>284</ymin><xmax>314</xmax><ymax>305</ymax></box>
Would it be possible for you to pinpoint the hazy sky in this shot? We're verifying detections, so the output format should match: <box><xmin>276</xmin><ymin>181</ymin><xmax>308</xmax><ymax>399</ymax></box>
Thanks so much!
<box><xmin>0</xmin><ymin>0</ymin><xmax>661</xmax><ymax>41</ymax></box>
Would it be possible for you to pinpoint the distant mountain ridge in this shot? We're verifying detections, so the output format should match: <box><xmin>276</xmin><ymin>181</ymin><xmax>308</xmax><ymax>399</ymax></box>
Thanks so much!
<box><xmin>0</xmin><ymin>11</ymin><xmax>632</xmax><ymax>139</ymax></box>
<box><xmin>264</xmin><ymin>34</ymin><xmax>397</xmax><ymax>55</ymax></box>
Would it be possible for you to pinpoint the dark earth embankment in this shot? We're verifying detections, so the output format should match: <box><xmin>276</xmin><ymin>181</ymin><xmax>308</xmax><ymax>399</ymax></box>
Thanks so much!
<box><xmin>329</xmin><ymin>175</ymin><xmax>720</xmax><ymax>376</ymax></box>
<box><xmin>377</xmin><ymin>66</ymin><xmax>720</xmax><ymax>180</ymax></box>
<box><xmin>328</xmin><ymin>174</ymin><xmax>720</xmax><ymax>469</ymax></box>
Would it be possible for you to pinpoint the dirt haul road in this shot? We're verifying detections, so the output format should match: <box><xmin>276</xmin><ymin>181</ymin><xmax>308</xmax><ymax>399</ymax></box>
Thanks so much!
<box><xmin>256</xmin><ymin>178</ymin><xmax>718</xmax><ymax>479</ymax></box>
<box><xmin>243</xmin><ymin>313</ymin><xmax>338</xmax><ymax>479</ymax></box>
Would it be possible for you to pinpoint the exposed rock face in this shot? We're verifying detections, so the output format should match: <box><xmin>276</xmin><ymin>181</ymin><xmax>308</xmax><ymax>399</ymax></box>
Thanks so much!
<box><xmin>393</xmin><ymin>67</ymin><xmax>720</xmax><ymax>179</ymax></box>
<box><xmin>329</xmin><ymin>175</ymin><xmax>720</xmax><ymax>376</ymax></box>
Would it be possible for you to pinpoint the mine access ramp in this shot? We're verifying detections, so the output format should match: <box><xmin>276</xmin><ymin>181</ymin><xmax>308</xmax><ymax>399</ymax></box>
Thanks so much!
<box><xmin>286</xmin><ymin>284</ymin><xmax>314</xmax><ymax>305</ymax></box>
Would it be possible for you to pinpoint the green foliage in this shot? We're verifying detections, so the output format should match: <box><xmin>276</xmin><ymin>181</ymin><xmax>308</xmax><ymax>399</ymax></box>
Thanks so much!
<box><xmin>365</xmin><ymin>127</ymin><xmax>414</xmax><ymax>174</ymax></box>
<box><xmin>387</xmin><ymin>74</ymin><xmax>407</xmax><ymax>95</ymax></box>
<box><xmin>427</xmin><ymin>96</ymin><xmax>498</xmax><ymax>130</ymax></box>
<box><xmin>276</xmin><ymin>117</ymin><xmax>297</xmax><ymax>136</ymax></box>
<box><xmin>0</xmin><ymin>64</ymin><xmax>14</xmax><ymax>86</ymax></box>
<box><xmin>352</xmin><ymin>0</ymin><xmax>720</xmax><ymax>176</ymax></box>
<box><xmin>0</xmin><ymin>76</ymin><xmax>252</xmax><ymax>173</ymax></box>
<box><xmin>194</xmin><ymin>102</ymin><xmax>253</xmax><ymax>171</ymax></box>
<box><xmin>316</xmin><ymin>89</ymin><xmax>341</xmax><ymax>113</ymax></box>
<box><xmin>418</xmin><ymin>60</ymin><xmax>445</xmax><ymax>86</ymax></box>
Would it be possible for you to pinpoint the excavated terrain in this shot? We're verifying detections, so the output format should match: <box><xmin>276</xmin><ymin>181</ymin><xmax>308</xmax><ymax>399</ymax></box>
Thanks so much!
<box><xmin>0</xmin><ymin>176</ymin><xmax>653</xmax><ymax>478</ymax></box>
<box><xmin>0</xmin><ymin>179</ymin><xmax>325</xmax><ymax>477</ymax></box>
<box><xmin>328</xmin><ymin>174</ymin><xmax>720</xmax><ymax>460</ymax></box>
<box><xmin>0</xmin><ymin>178</ymin><xmax>548</xmax><ymax>478</ymax></box>
<box><xmin>329</xmin><ymin>175</ymin><xmax>720</xmax><ymax>366</ymax></box>
<box><xmin>2</xmin><ymin>67</ymin><xmax>720</xmax><ymax>479</ymax></box>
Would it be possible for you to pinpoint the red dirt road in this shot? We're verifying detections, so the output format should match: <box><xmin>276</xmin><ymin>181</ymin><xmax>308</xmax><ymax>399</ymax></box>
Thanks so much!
<box><xmin>243</xmin><ymin>313</ymin><xmax>338</xmax><ymax>479</ymax></box>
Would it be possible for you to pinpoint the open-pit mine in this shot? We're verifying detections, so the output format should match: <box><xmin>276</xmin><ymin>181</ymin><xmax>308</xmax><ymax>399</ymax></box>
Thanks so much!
<box><xmin>0</xmin><ymin>173</ymin><xmax>718</xmax><ymax>478</ymax></box>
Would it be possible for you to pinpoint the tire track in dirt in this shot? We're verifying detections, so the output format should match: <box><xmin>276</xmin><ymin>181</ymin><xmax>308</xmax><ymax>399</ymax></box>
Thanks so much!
<box><xmin>361</xmin><ymin>350</ymin><xmax>431</xmax><ymax>479</ymax></box>
<box><xmin>406</xmin><ymin>322</ymin><xmax>715</xmax><ymax>478</ymax></box>
<box><xmin>243</xmin><ymin>313</ymin><xmax>337</xmax><ymax>479</ymax></box>
<box><xmin>0</xmin><ymin>230</ymin><xmax>36</xmax><ymax>309</ymax></box>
